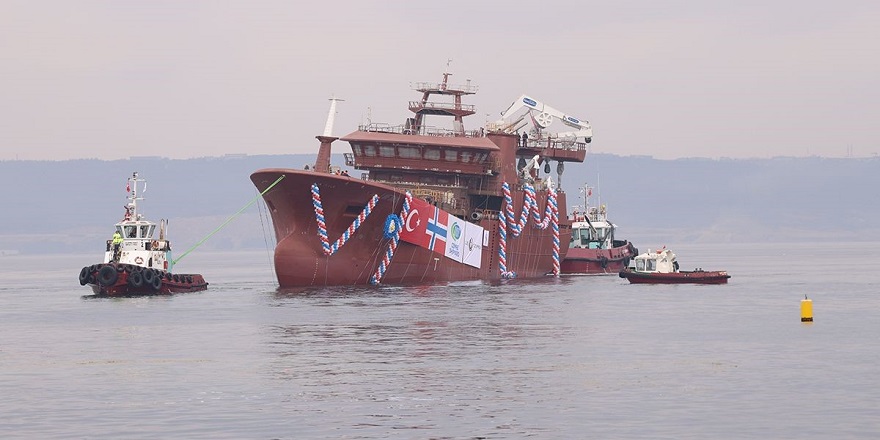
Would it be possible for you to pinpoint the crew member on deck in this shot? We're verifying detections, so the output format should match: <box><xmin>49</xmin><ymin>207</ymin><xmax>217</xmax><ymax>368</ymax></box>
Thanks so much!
<box><xmin>111</xmin><ymin>230</ymin><xmax>123</xmax><ymax>261</ymax></box>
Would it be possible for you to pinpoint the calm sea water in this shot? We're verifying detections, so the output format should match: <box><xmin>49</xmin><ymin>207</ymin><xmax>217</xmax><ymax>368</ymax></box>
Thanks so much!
<box><xmin>1</xmin><ymin>242</ymin><xmax>878</xmax><ymax>439</ymax></box>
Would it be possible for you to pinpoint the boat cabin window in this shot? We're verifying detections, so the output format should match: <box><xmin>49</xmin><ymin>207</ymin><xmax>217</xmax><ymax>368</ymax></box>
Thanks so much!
<box><xmin>635</xmin><ymin>259</ymin><xmax>656</xmax><ymax>271</ymax></box>
<box><xmin>379</xmin><ymin>145</ymin><xmax>395</xmax><ymax>157</ymax></box>
<box><xmin>362</xmin><ymin>145</ymin><xmax>377</xmax><ymax>157</ymax></box>
<box><xmin>578</xmin><ymin>229</ymin><xmax>590</xmax><ymax>245</ymax></box>
<box><xmin>460</xmin><ymin>151</ymin><xmax>473</xmax><ymax>163</ymax></box>
<box><xmin>425</xmin><ymin>149</ymin><xmax>441</xmax><ymax>160</ymax></box>
<box><xmin>124</xmin><ymin>225</ymin><xmax>137</xmax><ymax>238</ymax></box>
<box><xmin>444</xmin><ymin>150</ymin><xmax>457</xmax><ymax>161</ymax></box>
<box><xmin>140</xmin><ymin>225</ymin><xmax>154</xmax><ymax>238</ymax></box>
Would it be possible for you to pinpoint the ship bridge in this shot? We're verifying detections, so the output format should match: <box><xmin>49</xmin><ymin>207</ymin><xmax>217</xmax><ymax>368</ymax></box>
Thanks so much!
<box><xmin>341</xmin><ymin>129</ymin><xmax>499</xmax><ymax>176</ymax></box>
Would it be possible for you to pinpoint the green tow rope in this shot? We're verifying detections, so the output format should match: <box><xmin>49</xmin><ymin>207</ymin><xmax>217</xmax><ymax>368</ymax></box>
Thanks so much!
<box><xmin>172</xmin><ymin>174</ymin><xmax>285</xmax><ymax>266</ymax></box>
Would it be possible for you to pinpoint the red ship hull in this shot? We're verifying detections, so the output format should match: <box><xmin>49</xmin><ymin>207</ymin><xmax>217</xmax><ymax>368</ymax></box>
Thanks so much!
<box><xmin>618</xmin><ymin>269</ymin><xmax>730</xmax><ymax>285</ymax></box>
<box><xmin>80</xmin><ymin>263</ymin><xmax>208</xmax><ymax>296</ymax></box>
<box><xmin>251</xmin><ymin>170</ymin><xmax>570</xmax><ymax>287</ymax></box>
<box><xmin>560</xmin><ymin>242</ymin><xmax>637</xmax><ymax>275</ymax></box>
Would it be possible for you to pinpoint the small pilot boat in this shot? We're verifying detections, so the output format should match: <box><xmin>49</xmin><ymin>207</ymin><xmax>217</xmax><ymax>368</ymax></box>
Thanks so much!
<box><xmin>618</xmin><ymin>247</ymin><xmax>730</xmax><ymax>284</ymax></box>
<box><xmin>78</xmin><ymin>172</ymin><xmax>208</xmax><ymax>296</ymax></box>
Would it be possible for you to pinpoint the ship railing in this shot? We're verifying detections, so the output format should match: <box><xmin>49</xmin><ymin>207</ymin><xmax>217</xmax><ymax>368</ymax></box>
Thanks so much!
<box><xmin>526</xmin><ymin>137</ymin><xmax>589</xmax><ymax>152</ymax></box>
<box><xmin>359</xmin><ymin>123</ymin><xmax>483</xmax><ymax>138</ymax></box>
<box><xmin>411</xmin><ymin>81</ymin><xmax>479</xmax><ymax>94</ymax></box>
<box><xmin>408</xmin><ymin>101</ymin><xmax>476</xmax><ymax>113</ymax></box>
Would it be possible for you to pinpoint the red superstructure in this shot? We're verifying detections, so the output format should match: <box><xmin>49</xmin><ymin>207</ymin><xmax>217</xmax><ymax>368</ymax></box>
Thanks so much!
<box><xmin>251</xmin><ymin>73</ymin><xmax>592</xmax><ymax>287</ymax></box>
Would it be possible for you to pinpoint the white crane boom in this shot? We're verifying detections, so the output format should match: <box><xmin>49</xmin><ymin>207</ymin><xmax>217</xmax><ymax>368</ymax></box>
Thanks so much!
<box><xmin>497</xmin><ymin>94</ymin><xmax>592</xmax><ymax>142</ymax></box>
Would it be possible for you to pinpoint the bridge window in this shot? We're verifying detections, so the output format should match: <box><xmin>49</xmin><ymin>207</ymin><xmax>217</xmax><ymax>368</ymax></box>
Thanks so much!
<box><xmin>425</xmin><ymin>149</ymin><xmax>440</xmax><ymax>160</ymax></box>
<box><xmin>379</xmin><ymin>145</ymin><xmax>395</xmax><ymax>157</ymax></box>
<box><xmin>444</xmin><ymin>150</ymin><xmax>457</xmax><ymax>161</ymax></box>
<box><xmin>363</xmin><ymin>145</ymin><xmax>376</xmax><ymax>157</ymax></box>
<box><xmin>460</xmin><ymin>151</ymin><xmax>473</xmax><ymax>163</ymax></box>
<box><xmin>399</xmin><ymin>146</ymin><xmax>420</xmax><ymax>159</ymax></box>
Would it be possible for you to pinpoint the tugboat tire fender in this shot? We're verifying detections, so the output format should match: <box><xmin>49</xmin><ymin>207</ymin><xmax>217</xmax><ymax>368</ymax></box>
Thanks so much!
<box><xmin>151</xmin><ymin>276</ymin><xmax>162</xmax><ymax>291</ymax></box>
<box><xmin>79</xmin><ymin>267</ymin><xmax>90</xmax><ymax>285</ymax></box>
<box><xmin>128</xmin><ymin>271</ymin><xmax>144</xmax><ymax>288</ymax></box>
<box><xmin>142</xmin><ymin>269</ymin><xmax>155</xmax><ymax>284</ymax></box>
<box><xmin>98</xmin><ymin>265</ymin><xmax>119</xmax><ymax>286</ymax></box>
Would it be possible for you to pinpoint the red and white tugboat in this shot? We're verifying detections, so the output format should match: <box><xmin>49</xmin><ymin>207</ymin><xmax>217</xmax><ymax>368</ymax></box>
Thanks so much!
<box><xmin>618</xmin><ymin>247</ymin><xmax>730</xmax><ymax>284</ymax></box>
<box><xmin>78</xmin><ymin>172</ymin><xmax>208</xmax><ymax>296</ymax></box>
<box><xmin>560</xmin><ymin>184</ymin><xmax>638</xmax><ymax>275</ymax></box>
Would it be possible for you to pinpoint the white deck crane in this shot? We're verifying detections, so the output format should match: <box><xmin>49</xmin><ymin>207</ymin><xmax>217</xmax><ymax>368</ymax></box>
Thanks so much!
<box><xmin>495</xmin><ymin>95</ymin><xmax>592</xmax><ymax>143</ymax></box>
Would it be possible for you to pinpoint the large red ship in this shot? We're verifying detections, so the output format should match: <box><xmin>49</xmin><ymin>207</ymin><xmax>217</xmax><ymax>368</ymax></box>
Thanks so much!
<box><xmin>251</xmin><ymin>73</ymin><xmax>592</xmax><ymax>287</ymax></box>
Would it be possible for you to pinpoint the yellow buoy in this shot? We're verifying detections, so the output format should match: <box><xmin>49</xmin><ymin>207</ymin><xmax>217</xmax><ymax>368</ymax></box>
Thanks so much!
<box><xmin>801</xmin><ymin>295</ymin><xmax>813</xmax><ymax>322</ymax></box>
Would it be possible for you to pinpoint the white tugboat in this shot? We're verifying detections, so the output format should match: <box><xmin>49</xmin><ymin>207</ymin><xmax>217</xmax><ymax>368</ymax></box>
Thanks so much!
<box><xmin>78</xmin><ymin>172</ymin><xmax>208</xmax><ymax>295</ymax></box>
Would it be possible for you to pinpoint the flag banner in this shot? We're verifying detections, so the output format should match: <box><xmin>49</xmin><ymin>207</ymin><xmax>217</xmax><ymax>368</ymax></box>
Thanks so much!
<box><xmin>444</xmin><ymin>215</ymin><xmax>465</xmax><ymax>263</ymax></box>
<box><xmin>462</xmin><ymin>222</ymin><xmax>484</xmax><ymax>268</ymax></box>
<box><xmin>400</xmin><ymin>197</ymin><xmax>447</xmax><ymax>255</ymax></box>
<box><xmin>400</xmin><ymin>197</ymin><xmax>481</xmax><ymax>267</ymax></box>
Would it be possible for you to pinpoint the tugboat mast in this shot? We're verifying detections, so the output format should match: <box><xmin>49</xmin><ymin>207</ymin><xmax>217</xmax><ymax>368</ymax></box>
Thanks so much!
<box><xmin>126</xmin><ymin>172</ymin><xmax>145</xmax><ymax>221</ymax></box>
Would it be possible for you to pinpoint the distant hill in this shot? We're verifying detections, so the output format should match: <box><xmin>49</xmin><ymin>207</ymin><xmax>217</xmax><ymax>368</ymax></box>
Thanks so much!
<box><xmin>1</xmin><ymin>153</ymin><xmax>878</xmax><ymax>255</ymax></box>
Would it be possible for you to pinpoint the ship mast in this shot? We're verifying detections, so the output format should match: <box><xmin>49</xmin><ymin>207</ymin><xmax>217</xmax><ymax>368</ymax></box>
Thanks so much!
<box><xmin>323</xmin><ymin>96</ymin><xmax>344</xmax><ymax>137</ymax></box>
<box><xmin>409</xmin><ymin>71</ymin><xmax>478</xmax><ymax>136</ymax></box>
<box><xmin>126</xmin><ymin>171</ymin><xmax>145</xmax><ymax>221</ymax></box>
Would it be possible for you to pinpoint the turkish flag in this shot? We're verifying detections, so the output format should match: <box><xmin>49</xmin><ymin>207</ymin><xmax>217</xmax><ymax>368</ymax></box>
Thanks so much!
<box><xmin>400</xmin><ymin>197</ymin><xmax>430</xmax><ymax>248</ymax></box>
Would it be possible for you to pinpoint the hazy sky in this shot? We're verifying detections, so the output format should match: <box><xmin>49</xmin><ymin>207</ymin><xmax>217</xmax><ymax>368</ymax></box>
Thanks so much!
<box><xmin>1</xmin><ymin>1</ymin><xmax>877</xmax><ymax>161</ymax></box>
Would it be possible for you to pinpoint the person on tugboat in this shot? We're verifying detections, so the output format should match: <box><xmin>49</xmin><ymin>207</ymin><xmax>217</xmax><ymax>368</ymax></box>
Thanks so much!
<box><xmin>111</xmin><ymin>230</ymin><xmax>123</xmax><ymax>261</ymax></box>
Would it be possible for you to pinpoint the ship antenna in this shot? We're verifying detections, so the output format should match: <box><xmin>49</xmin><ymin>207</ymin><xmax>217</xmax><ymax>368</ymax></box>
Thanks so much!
<box><xmin>128</xmin><ymin>171</ymin><xmax>143</xmax><ymax>220</ymax></box>
<box><xmin>323</xmin><ymin>96</ymin><xmax>345</xmax><ymax>137</ymax></box>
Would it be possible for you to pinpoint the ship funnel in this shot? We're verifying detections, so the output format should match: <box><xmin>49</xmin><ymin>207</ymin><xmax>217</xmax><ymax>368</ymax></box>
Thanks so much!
<box><xmin>323</xmin><ymin>97</ymin><xmax>345</xmax><ymax>136</ymax></box>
